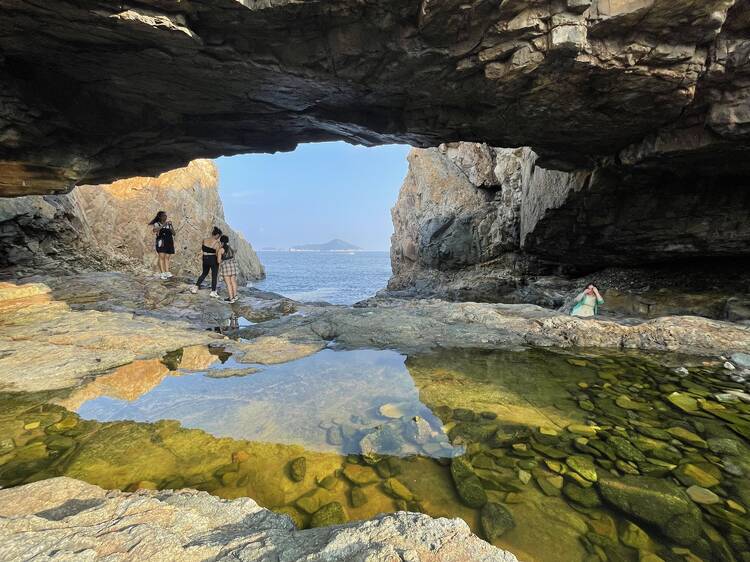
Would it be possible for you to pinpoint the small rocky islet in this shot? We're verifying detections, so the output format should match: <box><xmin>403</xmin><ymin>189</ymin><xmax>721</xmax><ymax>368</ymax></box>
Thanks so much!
<box><xmin>1</xmin><ymin>345</ymin><xmax>749</xmax><ymax>562</ymax></box>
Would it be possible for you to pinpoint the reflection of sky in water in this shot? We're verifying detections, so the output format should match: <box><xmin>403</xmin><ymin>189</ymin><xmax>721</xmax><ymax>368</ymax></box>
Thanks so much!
<box><xmin>77</xmin><ymin>349</ymin><xmax>453</xmax><ymax>455</ymax></box>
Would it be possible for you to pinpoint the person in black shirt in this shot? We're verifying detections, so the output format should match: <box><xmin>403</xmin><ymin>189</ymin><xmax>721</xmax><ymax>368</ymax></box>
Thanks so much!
<box><xmin>148</xmin><ymin>211</ymin><xmax>175</xmax><ymax>280</ymax></box>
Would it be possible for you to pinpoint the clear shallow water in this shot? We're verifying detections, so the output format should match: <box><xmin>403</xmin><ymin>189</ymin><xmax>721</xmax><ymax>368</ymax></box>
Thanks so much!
<box><xmin>2</xmin><ymin>346</ymin><xmax>749</xmax><ymax>562</ymax></box>
<box><xmin>252</xmin><ymin>251</ymin><xmax>391</xmax><ymax>305</ymax></box>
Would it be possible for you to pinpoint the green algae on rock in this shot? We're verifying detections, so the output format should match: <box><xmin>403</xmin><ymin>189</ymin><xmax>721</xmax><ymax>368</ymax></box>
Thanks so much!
<box><xmin>598</xmin><ymin>476</ymin><xmax>702</xmax><ymax>546</ymax></box>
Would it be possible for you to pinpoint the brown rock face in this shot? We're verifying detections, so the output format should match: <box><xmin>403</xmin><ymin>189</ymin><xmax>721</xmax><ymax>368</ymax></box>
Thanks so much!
<box><xmin>75</xmin><ymin>159</ymin><xmax>264</xmax><ymax>283</ymax></box>
<box><xmin>0</xmin><ymin>160</ymin><xmax>264</xmax><ymax>282</ymax></box>
<box><xmin>0</xmin><ymin>0</ymin><xmax>748</xmax><ymax>194</ymax></box>
<box><xmin>389</xmin><ymin>142</ymin><xmax>750</xmax><ymax>306</ymax></box>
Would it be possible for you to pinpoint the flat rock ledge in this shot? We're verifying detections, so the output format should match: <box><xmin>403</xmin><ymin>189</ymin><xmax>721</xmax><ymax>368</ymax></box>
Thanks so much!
<box><xmin>0</xmin><ymin>477</ymin><xmax>518</xmax><ymax>562</ymax></box>
<box><xmin>242</xmin><ymin>298</ymin><xmax>750</xmax><ymax>358</ymax></box>
<box><xmin>0</xmin><ymin>280</ymin><xmax>219</xmax><ymax>392</ymax></box>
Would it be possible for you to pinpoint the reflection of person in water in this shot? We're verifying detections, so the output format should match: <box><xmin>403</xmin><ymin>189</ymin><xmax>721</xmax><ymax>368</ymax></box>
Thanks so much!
<box><xmin>229</xmin><ymin>313</ymin><xmax>239</xmax><ymax>330</ymax></box>
<box><xmin>571</xmin><ymin>284</ymin><xmax>604</xmax><ymax>318</ymax></box>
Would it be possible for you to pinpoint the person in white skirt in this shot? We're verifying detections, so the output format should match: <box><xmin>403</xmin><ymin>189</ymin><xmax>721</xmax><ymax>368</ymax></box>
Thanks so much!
<box><xmin>218</xmin><ymin>235</ymin><xmax>239</xmax><ymax>303</ymax></box>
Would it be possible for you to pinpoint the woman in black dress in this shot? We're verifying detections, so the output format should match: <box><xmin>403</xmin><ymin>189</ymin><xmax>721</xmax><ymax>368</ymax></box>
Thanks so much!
<box><xmin>148</xmin><ymin>211</ymin><xmax>175</xmax><ymax>280</ymax></box>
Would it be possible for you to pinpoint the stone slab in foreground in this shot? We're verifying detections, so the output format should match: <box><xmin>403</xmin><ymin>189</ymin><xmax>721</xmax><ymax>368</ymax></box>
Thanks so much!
<box><xmin>0</xmin><ymin>477</ymin><xmax>518</xmax><ymax>562</ymax></box>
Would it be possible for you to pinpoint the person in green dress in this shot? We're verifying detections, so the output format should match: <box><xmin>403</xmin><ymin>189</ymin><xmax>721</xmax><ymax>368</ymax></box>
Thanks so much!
<box><xmin>571</xmin><ymin>284</ymin><xmax>604</xmax><ymax>317</ymax></box>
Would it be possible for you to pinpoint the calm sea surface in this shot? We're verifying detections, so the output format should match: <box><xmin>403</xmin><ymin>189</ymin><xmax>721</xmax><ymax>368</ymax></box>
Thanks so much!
<box><xmin>251</xmin><ymin>251</ymin><xmax>392</xmax><ymax>305</ymax></box>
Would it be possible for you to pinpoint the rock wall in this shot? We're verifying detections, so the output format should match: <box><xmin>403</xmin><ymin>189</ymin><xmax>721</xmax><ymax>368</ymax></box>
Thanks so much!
<box><xmin>0</xmin><ymin>1</ymin><xmax>748</xmax><ymax>194</ymax></box>
<box><xmin>0</xmin><ymin>160</ymin><xmax>264</xmax><ymax>283</ymax></box>
<box><xmin>75</xmin><ymin>159</ymin><xmax>264</xmax><ymax>283</ymax></box>
<box><xmin>389</xmin><ymin>142</ymin><xmax>750</xmax><ymax>310</ymax></box>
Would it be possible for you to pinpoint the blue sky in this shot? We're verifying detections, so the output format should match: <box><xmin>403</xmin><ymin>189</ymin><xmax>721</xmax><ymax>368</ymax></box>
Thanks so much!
<box><xmin>216</xmin><ymin>142</ymin><xmax>411</xmax><ymax>251</ymax></box>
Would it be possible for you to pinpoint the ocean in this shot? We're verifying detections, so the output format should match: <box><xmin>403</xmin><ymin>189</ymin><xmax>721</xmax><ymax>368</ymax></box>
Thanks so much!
<box><xmin>251</xmin><ymin>251</ymin><xmax>392</xmax><ymax>305</ymax></box>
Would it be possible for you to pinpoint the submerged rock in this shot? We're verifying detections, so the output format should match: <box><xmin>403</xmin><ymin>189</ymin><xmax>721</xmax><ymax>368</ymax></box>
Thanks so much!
<box><xmin>310</xmin><ymin>502</ymin><xmax>347</xmax><ymax>528</ymax></box>
<box><xmin>289</xmin><ymin>457</ymin><xmax>306</xmax><ymax>482</ymax></box>
<box><xmin>481</xmin><ymin>503</ymin><xmax>515</xmax><ymax>542</ymax></box>
<box><xmin>598</xmin><ymin>475</ymin><xmax>702</xmax><ymax>545</ymax></box>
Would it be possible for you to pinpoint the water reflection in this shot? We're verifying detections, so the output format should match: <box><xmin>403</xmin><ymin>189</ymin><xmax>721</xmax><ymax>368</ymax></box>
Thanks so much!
<box><xmin>77</xmin><ymin>349</ymin><xmax>459</xmax><ymax>457</ymax></box>
<box><xmin>1</xmin><ymin>346</ymin><xmax>749</xmax><ymax>562</ymax></box>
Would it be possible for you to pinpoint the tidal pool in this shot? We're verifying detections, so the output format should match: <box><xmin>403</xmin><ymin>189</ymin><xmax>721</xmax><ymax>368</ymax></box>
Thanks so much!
<box><xmin>1</xmin><ymin>346</ymin><xmax>749</xmax><ymax>562</ymax></box>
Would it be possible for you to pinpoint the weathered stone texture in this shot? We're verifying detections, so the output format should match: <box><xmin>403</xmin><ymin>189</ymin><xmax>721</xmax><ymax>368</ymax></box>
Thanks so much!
<box><xmin>0</xmin><ymin>477</ymin><xmax>518</xmax><ymax>562</ymax></box>
<box><xmin>0</xmin><ymin>0</ymin><xmax>748</xmax><ymax>194</ymax></box>
<box><xmin>0</xmin><ymin>160</ymin><xmax>264</xmax><ymax>282</ymax></box>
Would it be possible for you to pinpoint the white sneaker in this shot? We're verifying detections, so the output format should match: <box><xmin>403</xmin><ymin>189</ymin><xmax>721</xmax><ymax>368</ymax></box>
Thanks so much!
<box><xmin>190</xmin><ymin>286</ymin><xmax>198</xmax><ymax>294</ymax></box>
<box><xmin>209</xmin><ymin>291</ymin><xmax>219</xmax><ymax>298</ymax></box>
<box><xmin>160</xmin><ymin>273</ymin><xmax>168</xmax><ymax>280</ymax></box>
<box><xmin>164</xmin><ymin>272</ymin><xmax>173</xmax><ymax>278</ymax></box>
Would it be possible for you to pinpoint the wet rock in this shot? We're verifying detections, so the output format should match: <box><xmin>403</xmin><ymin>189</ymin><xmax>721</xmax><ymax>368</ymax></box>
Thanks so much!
<box><xmin>289</xmin><ymin>457</ymin><xmax>306</xmax><ymax>482</ymax></box>
<box><xmin>532</xmin><ymin>443</ymin><xmax>568</xmax><ymax>460</ymax></box>
<box><xmin>317</xmin><ymin>475</ymin><xmax>339</xmax><ymax>491</ymax></box>
<box><xmin>455</xmin><ymin>475</ymin><xmax>488</xmax><ymax>509</ymax></box>
<box><xmin>607</xmin><ymin>436</ymin><xmax>647</xmax><ymax>463</ymax></box>
<box><xmin>567</xmin><ymin>424</ymin><xmax>599</xmax><ymax>437</ymax></box>
<box><xmin>667</xmin><ymin>427</ymin><xmax>707</xmax><ymax>449</ymax></box>
<box><xmin>566</xmin><ymin>456</ymin><xmax>598</xmax><ymax>482</ymax></box>
<box><xmin>516</xmin><ymin>469</ymin><xmax>531</xmax><ymax>485</ymax></box>
<box><xmin>666</xmin><ymin>392</ymin><xmax>700</xmax><ymax>413</ymax></box>
<box><xmin>480</xmin><ymin>503</ymin><xmax>515</xmax><ymax>542</ymax></box>
<box><xmin>686</xmin><ymin>485</ymin><xmax>720</xmax><ymax>505</ymax></box>
<box><xmin>382</xmin><ymin>478</ymin><xmax>413</xmax><ymax>502</ymax></box>
<box><xmin>379</xmin><ymin>402</ymin><xmax>412</xmax><ymax>419</ymax></box>
<box><xmin>619</xmin><ymin>521</ymin><xmax>654</xmax><ymax>551</ymax></box>
<box><xmin>374</xmin><ymin>457</ymin><xmax>402</xmax><ymax>479</ymax></box>
<box><xmin>674</xmin><ymin>463</ymin><xmax>721</xmax><ymax>488</ymax></box>
<box><xmin>452</xmin><ymin>409</ymin><xmax>476</xmax><ymax>422</ymax></box>
<box><xmin>310</xmin><ymin>502</ymin><xmax>347</xmax><ymax>528</ymax></box>
<box><xmin>404</xmin><ymin>416</ymin><xmax>434</xmax><ymax>445</ymax></box>
<box><xmin>449</xmin><ymin>422</ymin><xmax>497</xmax><ymax>443</ymax></box>
<box><xmin>342</xmin><ymin>464</ymin><xmax>379</xmax><ymax>486</ymax></box>
<box><xmin>598</xmin><ymin>475</ymin><xmax>702</xmax><ymax>546</ymax></box>
<box><xmin>562</xmin><ymin>483</ymin><xmax>601</xmax><ymax>508</ymax></box>
<box><xmin>616</xmin><ymin>395</ymin><xmax>650</xmax><ymax>412</ymax></box>
<box><xmin>450</xmin><ymin>457</ymin><xmax>475</xmax><ymax>483</ymax></box>
<box><xmin>326</xmin><ymin>426</ymin><xmax>343</xmax><ymax>446</ymax></box>
<box><xmin>535</xmin><ymin>474</ymin><xmax>563</xmax><ymax>496</ymax></box>
<box><xmin>349</xmin><ymin>487</ymin><xmax>368</xmax><ymax>508</ymax></box>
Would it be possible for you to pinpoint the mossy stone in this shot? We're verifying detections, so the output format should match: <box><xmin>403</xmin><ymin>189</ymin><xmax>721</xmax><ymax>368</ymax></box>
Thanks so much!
<box><xmin>342</xmin><ymin>463</ymin><xmax>379</xmax><ymax>485</ymax></box>
<box><xmin>289</xmin><ymin>457</ymin><xmax>306</xmax><ymax>482</ymax></box>
<box><xmin>566</xmin><ymin>455</ymin><xmax>598</xmax><ymax>482</ymax></box>
<box><xmin>276</xmin><ymin>506</ymin><xmax>305</xmax><ymax>529</ymax></box>
<box><xmin>452</xmin><ymin>408</ymin><xmax>476</xmax><ymax>421</ymax></box>
<box><xmin>296</xmin><ymin>494</ymin><xmax>320</xmax><ymax>515</ymax></box>
<box><xmin>450</xmin><ymin>456</ymin><xmax>475</xmax><ymax>483</ymax></box>
<box><xmin>480</xmin><ymin>502</ymin><xmax>515</xmax><ymax>542</ymax></box>
<box><xmin>666</xmin><ymin>392</ymin><xmax>699</xmax><ymax>413</ymax></box>
<box><xmin>619</xmin><ymin>521</ymin><xmax>653</xmax><ymax>550</ymax></box>
<box><xmin>608</xmin><ymin>436</ymin><xmax>646</xmax><ymax>462</ymax></box>
<box><xmin>310</xmin><ymin>502</ymin><xmax>347</xmax><ymax>527</ymax></box>
<box><xmin>456</xmin><ymin>475</ymin><xmax>488</xmax><ymax>508</ymax></box>
<box><xmin>375</xmin><ymin>456</ymin><xmax>401</xmax><ymax>478</ymax></box>
<box><xmin>317</xmin><ymin>474</ymin><xmax>339</xmax><ymax>490</ymax></box>
<box><xmin>667</xmin><ymin>427</ymin><xmax>707</xmax><ymax>448</ymax></box>
<box><xmin>562</xmin><ymin>482</ymin><xmax>601</xmax><ymax>508</ymax></box>
<box><xmin>535</xmin><ymin>474</ymin><xmax>562</xmax><ymax>496</ymax></box>
<box><xmin>383</xmin><ymin>478</ymin><xmax>413</xmax><ymax>501</ymax></box>
<box><xmin>597</xmin><ymin>475</ymin><xmax>702</xmax><ymax>546</ymax></box>
<box><xmin>350</xmin><ymin>486</ymin><xmax>368</xmax><ymax>508</ymax></box>
<box><xmin>674</xmin><ymin>463</ymin><xmax>721</xmax><ymax>488</ymax></box>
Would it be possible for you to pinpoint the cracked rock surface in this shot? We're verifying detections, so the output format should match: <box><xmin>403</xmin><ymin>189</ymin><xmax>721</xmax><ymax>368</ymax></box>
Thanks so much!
<box><xmin>0</xmin><ymin>0</ymin><xmax>748</xmax><ymax>193</ymax></box>
<box><xmin>0</xmin><ymin>477</ymin><xmax>518</xmax><ymax>562</ymax></box>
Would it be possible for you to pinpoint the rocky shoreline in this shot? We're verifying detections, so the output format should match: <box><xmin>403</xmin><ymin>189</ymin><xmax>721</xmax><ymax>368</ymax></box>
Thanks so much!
<box><xmin>0</xmin><ymin>477</ymin><xmax>518</xmax><ymax>561</ymax></box>
<box><xmin>2</xmin><ymin>269</ymin><xmax>750</xmax><ymax>560</ymax></box>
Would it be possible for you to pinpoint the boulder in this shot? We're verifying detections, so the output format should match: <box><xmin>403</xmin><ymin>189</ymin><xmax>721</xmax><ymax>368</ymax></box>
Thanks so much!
<box><xmin>598</xmin><ymin>475</ymin><xmax>702</xmax><ymax>545</ymax></box>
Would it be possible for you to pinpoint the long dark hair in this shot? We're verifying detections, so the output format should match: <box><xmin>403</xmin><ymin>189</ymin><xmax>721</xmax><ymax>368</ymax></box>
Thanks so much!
<box><xmin>149</xmin><ymin>210</ymin><xmax>166</xmax><ymax>225</ymax></box>
<box><xmin>212</xmin><ymin>226</ymin><xmax>223</xmax><ymax>237</ymax></box>
<box><xmin>220</xmin><ymin>235</ymin><xmax>234</xmax><ymax>258</ymax></box>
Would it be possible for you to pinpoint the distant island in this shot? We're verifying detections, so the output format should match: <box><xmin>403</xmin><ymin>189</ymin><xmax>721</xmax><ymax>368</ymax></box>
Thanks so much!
<box><xmin>290</xmin><ymin>239</ymin><xmax>362</xmax><ymax>252</ymax></box>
